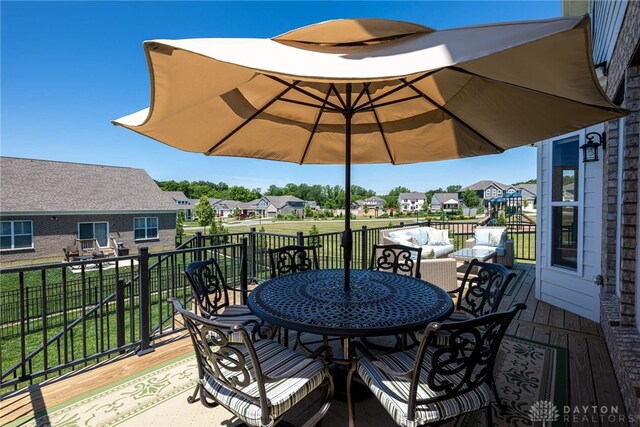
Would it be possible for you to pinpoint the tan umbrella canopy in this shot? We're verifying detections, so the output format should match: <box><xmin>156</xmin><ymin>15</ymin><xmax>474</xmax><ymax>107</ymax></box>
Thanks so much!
<box><xmin>114</xmin><ymin>15</ymin><xmax>625</xmax><ymax>290</ymax></box>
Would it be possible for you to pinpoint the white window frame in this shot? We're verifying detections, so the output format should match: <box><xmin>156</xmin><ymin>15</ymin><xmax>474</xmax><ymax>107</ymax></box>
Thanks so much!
<box><xmin>546</xmin><ymin>131</ymin><xmax>584</xmax><ymax>276</ymax></box>
<box><xmin>77</xmin><ymin>222</ymin><xmax>109</xmax><ymax>248</ymax></box>
<box><xmin>134</xmin><ymin>217</ymin><xmax>159</xmax><ymax>241</ymax></box>
<box><xmin>0</xmin><ymin>220</ymin><xmax>34</xmax><ymax>250</ymax></box>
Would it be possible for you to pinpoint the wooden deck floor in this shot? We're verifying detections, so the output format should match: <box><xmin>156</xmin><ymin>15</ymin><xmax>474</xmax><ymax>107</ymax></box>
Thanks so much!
<box><xmin>0</xmin><ymin>262</ymin><xmax>627</xmax><ymax>426</ymax></box>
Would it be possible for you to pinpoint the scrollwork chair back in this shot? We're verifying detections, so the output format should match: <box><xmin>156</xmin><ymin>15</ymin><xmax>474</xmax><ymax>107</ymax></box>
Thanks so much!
<box><xmin>169</xmin><ymin>299</ymin><xmax>268</xmax><ymax>410</ymax></box>
<box><xmin>454</xmin><ymin>259</ymin><xmax>516</xmax><ymax>318</ymax></box>
<box><xmin>268</xmin><ymin>245</ymin><xmax>319</xmax><ymax>278</ymax></box>
<box><xmin>370</xmin><ymin>244</ymin><xmax>422</xmax><ymax>278</ymax></box>
<box><xmin>184</xmin><ymin>258</ymin><xmax>231</xmax><ymax>317</ymax></box>
<box><xmin>411</xmin><ymin>304</ymin><xmax>525</xmax><ymax>416</ymax></box>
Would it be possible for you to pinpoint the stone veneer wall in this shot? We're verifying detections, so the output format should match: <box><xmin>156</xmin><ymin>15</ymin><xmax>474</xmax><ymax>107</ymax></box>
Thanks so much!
<box><xmin>600</xmin><ymin>1</ymin><xmax>640</xmax><ymax>423</ymax></box>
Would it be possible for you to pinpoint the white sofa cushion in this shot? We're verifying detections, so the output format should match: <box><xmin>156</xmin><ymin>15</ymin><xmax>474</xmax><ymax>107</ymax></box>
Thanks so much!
<box><xmin>474</xmin><ymin>227</ymin><xmax>506</xmax><ymax>247</ymax></box>
<box><xmin>423</xmin><ymin>244</ymin><xmax>454</xmax><ymax>258</ymax></box>
<box><xmin>426</xmin><ymin>228</ymin><xmax>449</xmax><ymax>246</ymax></box>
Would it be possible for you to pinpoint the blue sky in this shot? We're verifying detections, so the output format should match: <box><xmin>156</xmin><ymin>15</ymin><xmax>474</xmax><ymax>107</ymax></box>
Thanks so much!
<box><xmin>1</xmin><ymin>1</ymin><xmax>560</xmax><ymax>194</ymax></box>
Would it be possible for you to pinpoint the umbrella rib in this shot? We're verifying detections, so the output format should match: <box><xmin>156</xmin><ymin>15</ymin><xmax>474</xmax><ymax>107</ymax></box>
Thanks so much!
<box><xmin>353</xmin><ymin>70</ymin><xmax>437</xmax><ymax>113</ymax></box>
<box><xmin>266</xmin><ymin>75</ymin><xmax>345</xmax><ymax>112</ymax></box>
<box><xmin>329</xmin><ymin>84</ymin><xmax>347</xmax><ymax>111</ymax></box>
<box><xmin>448</xmin><ymin>66</ymin><xmax>623</xmax><ymax>113</ymax></box>
<box><xmin>278</xmin><ymin>97</ymin><xmax>342</xmax><ymax>113</ymax></box>
<box><xmin>401</xmin><ymin>78</ymin><xmax>504</xmax><ymax>154</ymax></box>
<box><xmin>206</xmin><ymin>82</ymin><xmax>298</xmax><ymax>155</ymax></box>
<box><xmin>351</xmin><ymin>83</ymin><xmax>371</xmax><ymax>111</ymax></box>
<box><xmin>357</xmin><ymin>94</ymin><xmax>423</xmax><ymax>112</ymax></box>
<box><xmin>299</xmin><ymin>88</ymin><xmax>332</xmax><ymax>164</ymax></box>
<box><xmin>365</xmin><ymin>87</ymin><xmax>395</xmax><ymax>165</ymax></box>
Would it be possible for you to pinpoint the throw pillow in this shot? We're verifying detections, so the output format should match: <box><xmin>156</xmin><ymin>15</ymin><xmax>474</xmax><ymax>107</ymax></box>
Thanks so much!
<box><xmin>488</xmin><ymin>231</ymin><xmax>502</xmax><ymax>247</ymax></box>
<box><xmin>474</xmin><ymin>228</ymin><xmax>492</xmax><ymax>246</ymax></box>
<box><xmin>421</xmin><ymin>249</ymin><xmax>436</xmax><ymax>259</ymax></box>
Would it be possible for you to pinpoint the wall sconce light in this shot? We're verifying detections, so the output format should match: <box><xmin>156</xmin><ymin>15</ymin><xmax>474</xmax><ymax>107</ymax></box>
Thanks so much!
<box><xmin>581</xmin><ymin>131</ymin><xmax>606</xmax><ymax>163</ymax></box>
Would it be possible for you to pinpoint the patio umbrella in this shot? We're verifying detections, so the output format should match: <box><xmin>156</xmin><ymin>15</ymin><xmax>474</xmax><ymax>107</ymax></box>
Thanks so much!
<box><xmin>113</xmin><ymin>16</ymin><xmax>625</xmax><ymax>291</ymax></box>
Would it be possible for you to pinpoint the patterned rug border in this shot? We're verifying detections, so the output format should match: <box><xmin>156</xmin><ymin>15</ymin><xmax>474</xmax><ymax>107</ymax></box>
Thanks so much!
<box><xmin>6</xmin><ymin>351</ymin><xmax>196</xmax><ymax>427</ymax></box>
<box><xmin>507</xmin><ymin>334</ymin><xmax>569</xmax><ymax>411</ymax></box>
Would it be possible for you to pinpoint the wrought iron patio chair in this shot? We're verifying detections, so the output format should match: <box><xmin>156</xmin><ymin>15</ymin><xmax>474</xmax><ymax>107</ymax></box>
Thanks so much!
<box><xmin>268</xmin><ymin>244</ymin><xmax>321</xmax><ymax>350</ymax></box>
<box><xmin>448</xmin><ymin>258</ymin><xmax>517</xmax><ymax>321</ymax></box>
<box><xmin>169</xmin><ymin>298</ymin><xmax>334</xmax><ymax>427</ymax></box>
<box><xmin>348</xmin><ymin>304</ymin><xmax>526</xmax><ymax>427</ymax></box>
<box><xmin>369</xmin><ymin>243</ymin><xmax>422</xmax><ymax>278</ymax></box>
<box><xmin>184</xmin><ymin>258</ymin><xmax>277</xmax><ymax>341</ymax></box>
<box><xmin>363</xmin><ymin>243</ymin><xmax>423</xmax><ymax>352</ymax></box>
<box><xmin>268</xmin><ymin>244</ymin><xmax>319</xmax><ymax>277</ymax></box>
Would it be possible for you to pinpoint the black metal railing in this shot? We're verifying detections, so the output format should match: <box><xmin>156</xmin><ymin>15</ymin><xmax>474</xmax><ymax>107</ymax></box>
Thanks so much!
<box><xmin>0</xmin><ymin>238</ymin><xmax>247</xmax><ymax>393</ymax></box>
<box><xmin>1</xmin><ymin>220</ymin><xmax>534</xmax><ymax>394</ymax></box>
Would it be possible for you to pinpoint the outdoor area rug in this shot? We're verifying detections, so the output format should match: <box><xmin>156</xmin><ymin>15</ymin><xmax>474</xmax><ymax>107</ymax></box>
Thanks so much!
<box><xmin>7</xmin><ymin>335</ymin><xmax>567</xmax><ymax>427</ymax></box>
<box><xmin>456</xmin><ymin>335</ymin><xmax>568</xmax><ymax>427</ymax></box>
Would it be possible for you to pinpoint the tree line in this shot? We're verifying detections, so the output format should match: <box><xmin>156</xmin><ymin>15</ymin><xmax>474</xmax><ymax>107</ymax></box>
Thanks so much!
<box><xmin>157</xmin><ymin>179</ymin><xmax>534</xmax><ymax>210</ymax></box>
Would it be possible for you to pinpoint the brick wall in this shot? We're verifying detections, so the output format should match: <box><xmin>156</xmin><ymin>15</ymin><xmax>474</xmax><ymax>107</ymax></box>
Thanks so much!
<box><xmin>601</xmin><ymin>294</ymin><xmax>640</xmax><ymax>425</ymax></box>
<box><xmin>600</xmin><ymin>1</ymin><xmax>640</xmax><ymax>423</ymax></box>
<box><xmin>0</xmin><ymin>213</ymin><xmax>176</xmax><ymax>267</ymax></box>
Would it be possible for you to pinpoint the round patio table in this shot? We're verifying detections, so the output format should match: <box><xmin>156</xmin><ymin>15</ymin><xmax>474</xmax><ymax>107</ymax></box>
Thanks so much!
<box><xmin>247</xmin><ymin>269</ymin><xmax>454</xmax><ymax>355</ymax></box>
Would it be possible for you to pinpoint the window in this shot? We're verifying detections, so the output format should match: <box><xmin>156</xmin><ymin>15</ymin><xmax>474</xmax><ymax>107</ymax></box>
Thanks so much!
<box><xmin>134</xmin><ymin>217</ymin><xmax>158</xmax><ymax>240</ymax></box>
<box><xmin>78</xmin><ymin>222</ymin><xmax>109</xmax><ymax>247</ymax></box>
<box><xmin>551</xmin><ymin>136</ymin><xmax>579</xmax><ymax>270</ymax></box>
<box><xmin>1</xmin><ymin>221</ymin><xmax>33</xmax><ymax>250</ymax></box>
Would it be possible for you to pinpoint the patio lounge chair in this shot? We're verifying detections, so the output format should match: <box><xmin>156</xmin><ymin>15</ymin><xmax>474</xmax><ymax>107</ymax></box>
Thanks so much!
<box><xmin>169</xmin><ymin>298</ymin><xmax>334</xmax><ymax>427</ymax></box>
<box><xmin>63</xmin><ymin>245</ymin><xmax>80</xmax><ymax>261</ymax></box>
<box><xmin>347</xmin><ymin>304</ymin><xmax>526</xmax><ymax>427</ymax></box>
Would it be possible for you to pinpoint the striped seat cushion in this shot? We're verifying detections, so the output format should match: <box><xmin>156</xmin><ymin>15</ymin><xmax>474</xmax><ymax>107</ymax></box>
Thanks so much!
<box><xmin>357</xmin><ymin>347</ymin><xmax>490</xmax><ymax>426</ymax></box>
<box><xmin>203</xmin><ymin>339</ymin><xmax>326</xmax><ymax>426</ymax></box>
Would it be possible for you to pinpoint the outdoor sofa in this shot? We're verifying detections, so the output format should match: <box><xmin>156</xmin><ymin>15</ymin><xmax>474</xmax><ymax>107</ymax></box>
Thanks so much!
<box><xmin>379</xmin><ymin>226</ymin><xmax>457</xmax><ymax>292</ymax></box>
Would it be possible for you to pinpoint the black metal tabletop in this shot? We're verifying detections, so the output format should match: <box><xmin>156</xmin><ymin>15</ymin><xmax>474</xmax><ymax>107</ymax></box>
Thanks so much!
<box><xmin>247</xmin><ymin>269</ymin><xmax>454</xmax><ymax>338</ymax></box>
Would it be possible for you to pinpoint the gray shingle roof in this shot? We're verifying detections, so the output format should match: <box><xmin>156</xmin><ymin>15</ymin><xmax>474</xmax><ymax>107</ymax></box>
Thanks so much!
<box><xmin>165</xmin><ymin>191</ymin><xmax>190</xmax><ymax>203</ymax></box>
<box><xmin>462</xmin><ymin>180</ymin><xmax>510</xmax><ymax>191</ymax></box>
<box><xmin>398</xmin><ymin>192</ymin><xmax>426</xmax><ymax>200</ymax></box>
<box><xmin>1</xmin><ymin>157</ymin><xmax>177</xmax><ymax>213</ymax></box>
<box><xmin>263</xmin><ymin>195</ymin><xmax>304</xmax><ymax>209</ymax></box>
<box><xmin>432</xmin><ymin>193</ymin><xmax>459</xmax><ymax>204</ymax></box>
<box><xmin>516</xmin><ymin>183</ymin><xmax>537</xmax><ymax>196</ymax></box>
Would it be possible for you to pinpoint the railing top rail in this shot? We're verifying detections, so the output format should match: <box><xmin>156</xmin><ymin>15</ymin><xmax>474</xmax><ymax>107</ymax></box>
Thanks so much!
<box><xmin>0</xmin><ymin>242</ymin><xmax>243</xmax><ymax>274</ymax></box>
<box><xmin>253</xmin><ymin>231</ymin><xmax>298</xmax><ymax>238</ymax></box>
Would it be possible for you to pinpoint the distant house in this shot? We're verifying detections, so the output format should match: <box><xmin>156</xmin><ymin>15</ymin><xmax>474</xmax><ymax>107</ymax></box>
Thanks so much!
<box><xmin>165</xmin><ymin>191</ymin><xmax>193</xmax><ymax>219</ymax></box>
<box><xmin>460</xmin><ymin>180</ymin><xmax>519</xmax><ymax>206</ymax></box>
<box><xmin>398</xmin><ymin>192</ymin><xmax>426</xmax><ymax>212</ymax></box>
<box><xmin>210</xmin><ymin>199</ymin><xmax>238</xmax><ymax>218</ymax></box>
<box><xmin>430</xmin><ymin>193</ymin><xmax>460</xmax><ymax>212</ymax></box>
<box><xmin>261</xmin><ymin>195</ymin><xmax>306</xmax><ymax>218</ymax></box>
<box><xmin>0</xmin><ymin>157</ymin><xmax>177</xmax><ymax>266</ymax></box>
<box><xmin>306</xmin><ymin>201</ymin><xmax>321</xmax><ymax>211</ymax></box>
<box><xmin>363</xmin><ymin>196</ymin><xmax>385</xmax><ymax>210</ymax></box>
<box><xmin>515</xmin><ymin>183</ymin><xmax>537</xmax><ymax>208</ymax></box>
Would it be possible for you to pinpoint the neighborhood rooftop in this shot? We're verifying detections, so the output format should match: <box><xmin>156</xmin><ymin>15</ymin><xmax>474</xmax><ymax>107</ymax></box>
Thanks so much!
<box><xmin>0</xmin><ymin>157</ymin><xmax>177</xmax><ymax>213</ymax></box>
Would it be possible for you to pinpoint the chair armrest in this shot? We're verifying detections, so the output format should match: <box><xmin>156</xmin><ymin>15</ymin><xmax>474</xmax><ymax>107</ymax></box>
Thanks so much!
<box><xmin>465</xmin><ymin>238</ymin><xmax>475</xmax><ymax>249</ymax></box>
<box><xmin>498</xmin><ymin>239</ymin><xmax>515</xmax><ymax>268</ymax></box>
<box><xmin>419</xmin><ymin>258</ymin><xmax>458</xmax><ymax>292</ymax></box>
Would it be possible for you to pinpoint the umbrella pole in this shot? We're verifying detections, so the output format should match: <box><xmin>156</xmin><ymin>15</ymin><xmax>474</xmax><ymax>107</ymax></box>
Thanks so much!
<box><xmin>343</xmin><ymin>84</ymin><xmax>353</xmax><ymax>292</ymax></box>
